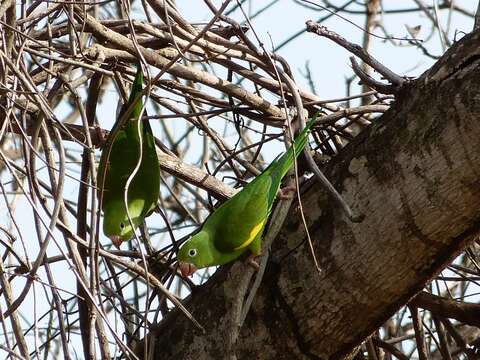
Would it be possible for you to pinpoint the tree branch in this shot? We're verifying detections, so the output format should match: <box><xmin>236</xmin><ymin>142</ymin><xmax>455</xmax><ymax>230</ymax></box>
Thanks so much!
<box><xmin>141</xmin><ymin>29</ymin><xmax>480</xmax><ymax>360</ymax></box>
<box><xmin>411</xmin><ymin>291</ymin><xmax>480</xmax><ymax>328</ymax></box>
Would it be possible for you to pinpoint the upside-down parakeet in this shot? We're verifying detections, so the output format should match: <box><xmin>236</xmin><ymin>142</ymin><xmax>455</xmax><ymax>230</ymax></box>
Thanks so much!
<box><xmin>97</xmin><ymin>66</ymin><xmax>160</xmax><ymax>247</ymax></box>
<box><xmin>177</xmin><ymin>118</ymin><xmax>315</xmax><ymax>276</ymax></box>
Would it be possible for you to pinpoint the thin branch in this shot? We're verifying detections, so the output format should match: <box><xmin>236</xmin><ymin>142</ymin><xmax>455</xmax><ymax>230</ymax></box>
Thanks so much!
<box><xmin>306</xmin><ymin>21</ymin><xmax>405</xmax><ymax>86</ymax></box>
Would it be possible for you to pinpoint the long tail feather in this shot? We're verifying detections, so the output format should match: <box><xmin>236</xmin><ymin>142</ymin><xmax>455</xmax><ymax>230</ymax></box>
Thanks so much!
<box><xmin>270</xmin><ymin>115</ymin><xmax>317</xmax><ymax>181</ymax></box>
<box><xmin>117</xmin><ymin>65</ymin><xmax>144</xmax><ymax>124</ymax></box>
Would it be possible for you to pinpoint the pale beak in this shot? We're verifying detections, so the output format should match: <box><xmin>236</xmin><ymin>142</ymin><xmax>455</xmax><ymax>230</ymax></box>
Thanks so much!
<box><xmin>179</xmin><ymin>262</ymin><xmax>197</xmax><ymax>277</ymax></box>
<box><xmin>109</xmin><ymin>235</ymin><xmax>122</xmax><ymax>248</ymax></box>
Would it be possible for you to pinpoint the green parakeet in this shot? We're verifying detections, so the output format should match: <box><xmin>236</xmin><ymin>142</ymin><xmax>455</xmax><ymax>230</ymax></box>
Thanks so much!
<box><xmin>97</xmin><ymin>66</ymin><xmax>160</xmax><ymax>247</ymax></box>
<box><xmin>177</xmin><ymin>118</ymin><xmax>315</xmax><ymax>276</ymax></box>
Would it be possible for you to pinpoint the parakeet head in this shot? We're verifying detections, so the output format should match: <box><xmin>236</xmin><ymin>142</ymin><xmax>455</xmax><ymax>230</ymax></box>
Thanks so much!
<box><xmin>177</xmin><ymin>231</ymin><xmax>213</xmax><ymax>277</ymax></box>
<box><xmin>102</xmin><ymin>201</ymin><xmax>140</xmax><ymax>247</ymax></box>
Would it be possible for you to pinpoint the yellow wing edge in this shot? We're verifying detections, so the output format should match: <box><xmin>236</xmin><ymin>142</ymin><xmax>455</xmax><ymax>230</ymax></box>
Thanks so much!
<box><xmin>233</xmin><ymin>220</ymin><xmax>266</xmax><ymax>251</ymax></box>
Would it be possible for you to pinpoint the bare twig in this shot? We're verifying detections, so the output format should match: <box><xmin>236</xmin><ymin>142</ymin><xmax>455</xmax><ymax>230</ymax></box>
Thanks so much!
<box><xmin>306</xmin><ymin>21</ymin><xmax>405</xmax><ymax>86</ymax></box>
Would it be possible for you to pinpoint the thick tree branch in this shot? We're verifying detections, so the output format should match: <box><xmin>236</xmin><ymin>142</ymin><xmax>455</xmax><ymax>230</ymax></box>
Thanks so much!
<box><xmin>142</xmin><ymin>30</ymin><xmax>480</xmax><ymax>359</ymax></box>
<box><xmin>411</xmin><ymin>291</ymin><xmax>480</xmax><ymax>328</ymax></box>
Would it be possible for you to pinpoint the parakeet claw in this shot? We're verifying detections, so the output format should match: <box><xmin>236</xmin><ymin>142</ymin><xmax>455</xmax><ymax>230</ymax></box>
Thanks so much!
<box><xmin>110</xmin><ymin>235</ymin><xmax>122</xmax><ymax>248</ymax></box>
<box><xmin>179</xmin><ymin>262</ymin><xmax>197</xmax><ymax>277</ymax></box>
<box><xmin>277</xmin><ymin>185</ymin><xmax>296</xmax><ymax>200</ymax></box>
<box><xmin>95</xmin><ymin>125</ymin><xmax>108</xmax><ymax>146</ymax></box>
<box><xmin>246</xmin><ymin>254</ymin><xmax>261</xmax><ymax>271</ymax></box>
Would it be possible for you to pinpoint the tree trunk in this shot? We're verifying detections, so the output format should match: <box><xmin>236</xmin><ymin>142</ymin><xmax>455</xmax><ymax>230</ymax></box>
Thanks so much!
<box><xmin>144</xmin><ymin>30</ymin><xmax>480</xmax><ymax>359</ymax></box>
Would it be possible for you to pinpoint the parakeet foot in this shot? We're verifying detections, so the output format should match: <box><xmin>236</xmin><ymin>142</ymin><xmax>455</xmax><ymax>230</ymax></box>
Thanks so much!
<box><xmin>277</xmin><ymin>185</ymin><xmax>296</xmax><ymax>200</ymax></box>
<box><xmin>94</xmin><ymin>125</ymin><xmax>108</xmax><ymax>147</ymax></box>
<box><xmin>245</xmin><ymin>254</ymin><xmax>261</xmax><ymax>271</ymax></box>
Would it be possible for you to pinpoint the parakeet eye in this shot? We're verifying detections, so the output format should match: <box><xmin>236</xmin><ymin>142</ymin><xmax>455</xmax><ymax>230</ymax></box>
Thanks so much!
<box><xmin>188</xmin><ymin>249</ymin><xmax>197</xmax><ymax>257</ymax></box>
<box><xmin>120</xmin><ymin>222</ymin><xmax>125</xmax><ymax>230</ymax></box>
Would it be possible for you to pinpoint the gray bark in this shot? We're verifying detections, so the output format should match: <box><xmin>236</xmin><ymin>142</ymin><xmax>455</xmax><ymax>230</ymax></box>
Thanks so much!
<box><xmin>143</xmin><ymin>30</ymin><xmax>480</xmax><ymax>359</ymax></box>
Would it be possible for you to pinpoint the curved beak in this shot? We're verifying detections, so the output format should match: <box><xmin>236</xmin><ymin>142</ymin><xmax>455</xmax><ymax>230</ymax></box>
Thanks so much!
<box><xmin>178</xmin><ymin>262</ymin><xmax>197</xmax><ymax>277</ymax></box>
<box><xmin>109</xmin><ymin>235</ymin><xmax>122</xmax><ymax>248</ymax></box>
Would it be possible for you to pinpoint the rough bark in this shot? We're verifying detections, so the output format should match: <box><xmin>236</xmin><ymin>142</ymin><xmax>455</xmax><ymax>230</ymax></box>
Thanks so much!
<box><xmin>144</xmin><ymin>30</ymin><xmax>480</xmax><ymax>359</ymax></box>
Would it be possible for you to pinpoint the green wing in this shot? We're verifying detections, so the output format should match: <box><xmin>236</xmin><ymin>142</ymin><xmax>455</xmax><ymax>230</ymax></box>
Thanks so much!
<box><xmin>207</xmin><ymin>174</ymin><xmax>271</xmax><ymax>253</ymax></box>
<box><xmin>206</xmin><ymin>117</ymin><xmax>316</xmax><ymax>253</ymax></box>
<box><xmin>97</xmin><ymin>65</ymin><xmax>160</xmax><ymax>244</ymax></box>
